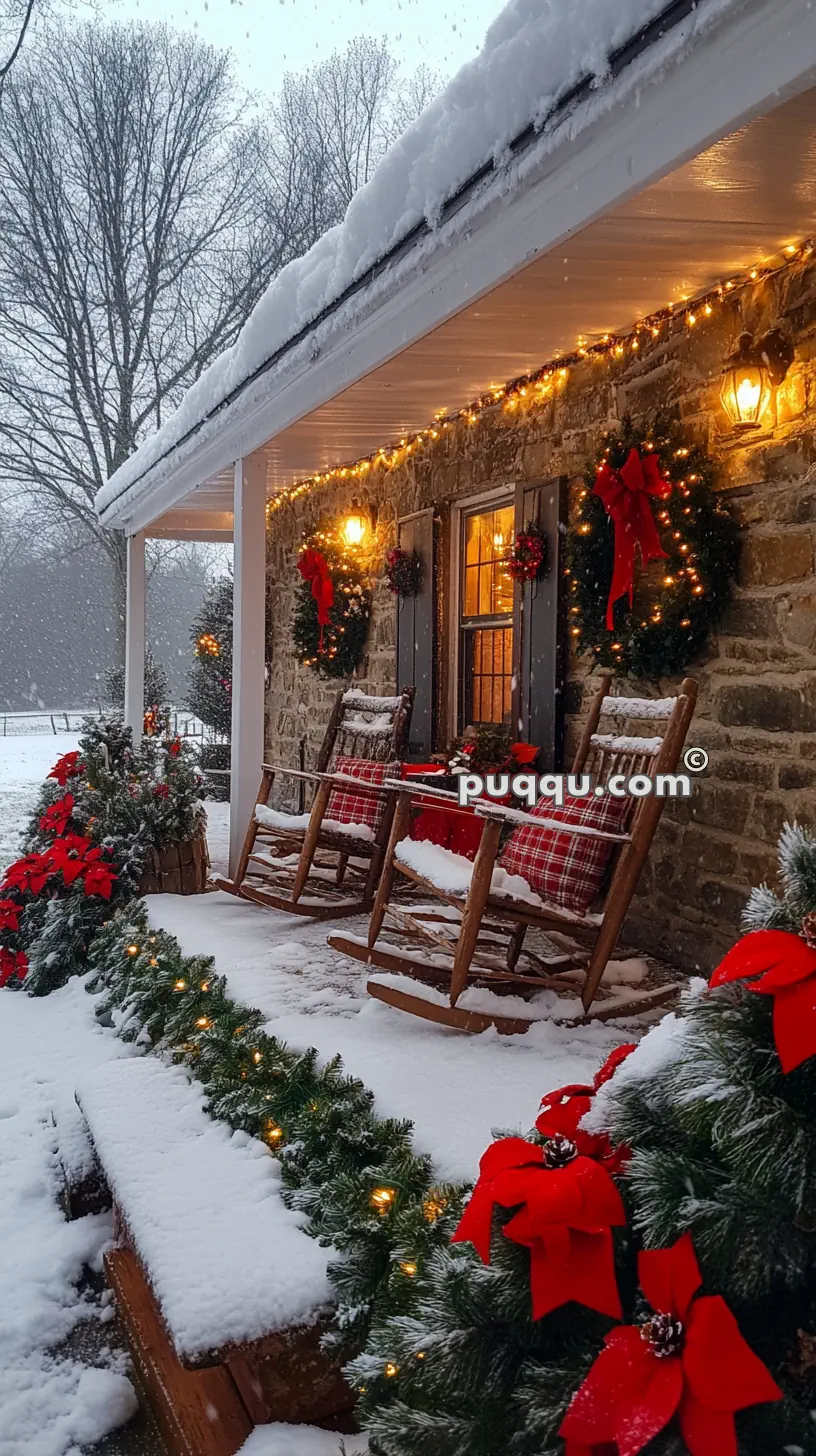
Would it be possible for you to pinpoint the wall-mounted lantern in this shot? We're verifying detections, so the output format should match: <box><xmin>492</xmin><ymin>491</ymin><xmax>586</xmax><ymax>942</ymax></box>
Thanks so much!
<box><xmin>720</xmin><ymin>328</ymin><xmax>794</xmax><ymax>431</ymax></box>
<box><xmin>341</xmin><ymin>499</ymin><xmax>376</xmax><ymax>548</ymax></box>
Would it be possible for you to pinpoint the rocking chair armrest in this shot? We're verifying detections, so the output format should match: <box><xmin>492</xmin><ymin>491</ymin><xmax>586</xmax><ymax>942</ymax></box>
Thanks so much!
<box><xmin>261</xmin><ymin>763</ymin><xmax>400</xmax><ymax>797</ymax></box>
<box><xmin>383</xmin><ymin>778</ymin><xmax>632</xmax><ymax>844</ymax></box>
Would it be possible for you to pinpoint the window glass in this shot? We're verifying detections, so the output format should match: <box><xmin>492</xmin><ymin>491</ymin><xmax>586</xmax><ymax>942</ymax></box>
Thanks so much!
<box><xmin>460</xmin><ymin>504</ymin><xmax>514</xmax><ymax>726</ymax></box>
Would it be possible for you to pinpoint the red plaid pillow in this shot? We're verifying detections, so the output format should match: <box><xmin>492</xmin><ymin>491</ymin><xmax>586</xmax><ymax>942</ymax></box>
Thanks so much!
<box><xmin>498</xmin><ymin>793</ymin><xmax>630</xmax><ymax>914</ymax></box>
<box><xmin>326</xmin><ymin>757</ymin><xmax>399</xmax><ymax>837</ymax></box>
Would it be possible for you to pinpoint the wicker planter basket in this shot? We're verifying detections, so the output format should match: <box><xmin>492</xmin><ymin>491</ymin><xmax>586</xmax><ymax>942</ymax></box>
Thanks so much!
<box><xmin>138</xmin><ymin>830</ymin><xmax>209</xmax><ymax>896</ymax></box>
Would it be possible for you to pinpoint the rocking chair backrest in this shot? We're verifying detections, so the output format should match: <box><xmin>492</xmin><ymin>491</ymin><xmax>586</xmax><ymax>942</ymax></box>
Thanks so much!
<box><xmin>572</xmin><ymin>674</ymin><xmax>699</xmax><ymax>833</ymax></box>
<box><xmin>315</xmin><ymin>686</ymin><xmax>415</xmax><ymax>773</ymax></box>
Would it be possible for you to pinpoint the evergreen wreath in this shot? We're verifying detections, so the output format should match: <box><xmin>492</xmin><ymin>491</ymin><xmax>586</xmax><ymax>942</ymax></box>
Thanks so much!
<box><xmin>293</xmin><ymin>521</ymin><xmax>372</xmax><ymax>679</ymax></box>
<box><xmin>384</xmin><ymin>546</ymin><xmax>421</xmax><ymax>597</ymax></box>
<box><xmin>568</xmin><ymin>414</ymin><xmax>739</xmax><ymax>678</ymax></box>
<box><xmin>507</xmin><ymin>522</ymin><xmax>546</xmax><ymax>582</ymax></box>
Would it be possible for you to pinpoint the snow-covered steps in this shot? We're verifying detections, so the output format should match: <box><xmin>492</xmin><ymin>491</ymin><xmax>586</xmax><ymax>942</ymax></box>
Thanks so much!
<box><xmin>78</xmin><ymin>1056</ymin><xmax>354</xmax><ymax>1456</ymax></box>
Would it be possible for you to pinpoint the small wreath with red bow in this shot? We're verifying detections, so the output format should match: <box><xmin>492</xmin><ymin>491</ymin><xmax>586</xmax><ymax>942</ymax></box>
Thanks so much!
<box><xmin>506</xmin><ymin>523</ymin><xmax>546</xmax><ymax>582</ymax></box>
<box><xmin>568</xmin><ymin>415</ymin><xmax>739</xmax><ymax>678</ymax></box>
<box><xmin>384</xmin><ymin>547</ymin><xmax>422</xmax><ymax>597</ymax></box>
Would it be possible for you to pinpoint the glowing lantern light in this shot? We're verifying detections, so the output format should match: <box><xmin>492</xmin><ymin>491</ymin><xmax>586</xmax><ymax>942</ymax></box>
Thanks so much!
<box><xmin>341</xmin><ymin>500</ymin><xmax>370</xmax><ymax>548</ymax></box>
<box><xmin>720</xmin><ymin>329</ymin><xmax>793</xmax><ymax>431</ymax></box>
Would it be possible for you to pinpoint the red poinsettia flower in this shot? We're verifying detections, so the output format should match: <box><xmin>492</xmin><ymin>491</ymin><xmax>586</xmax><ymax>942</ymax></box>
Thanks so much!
<box><xmin>560</xmin><ymin>1233</ymin><xmax>782</xmax><ymax>1456</ymax></box>
<box><xmin>710</xmin><ymin>928</ymin><xmax>816</xmax><ymax>1073</ymax></box>
<box><xmin>0</xmin><ymin>947</ymin><xmax>28</xmax><ymax>987</ymax></box>
<box><xmin>510</xmin><ymin>742</ymin><xmax>539</xmax><ymax>766</ymax></box>
<box><xmin>167</xmin><ymin>739</ymin><xmax>182</xmax><ymax>757</ymax></box>
<box><xmin>0</xmin><ymin>897</ymin><xmax>22</xmax><ymax>933</ymax></box>
<box><xmin>39</xmin><ymin>793</ymin><xmax>75</xmax><ymax>837</ymax></box>
<box><xmin>3</xmin><ymin>852</ymin><xmax>51</xmax><ymax>896</ymax></box>
<box><xmin>153</xmin><ymin>782</ymin><xmax>170</xmax><ymax>799</ymax></box>
<box><xmin>451</xmin><ymin>1134</ymin><xmax>625</xmax><ymax>1320</ymax></box>
<box><xmin>536</xmin><ymin>1043</ymin><xmax>637</xmax><ymax>1175</ymax></box>
<box><xmin>81</xmin><ymin>861</ymin><xmax>117</xmax><ymax>899</ymax></box>
<box><xmin>46</xmin><ymin>836</ymin><xmax>90</xmax><ymax>886</ymax></box>
<box><xmin>47</xmin><ymin>751</ymin><xmax>84</xmax><ymax>787</ymax></box>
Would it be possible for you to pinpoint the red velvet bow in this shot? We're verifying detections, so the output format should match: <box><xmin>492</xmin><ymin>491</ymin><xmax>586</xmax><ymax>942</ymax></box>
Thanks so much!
<box><xmin>560</xmin><ymin>1232</ymin><xmax>782</xmax><ymax>1456</ymax></box>
<box><xmin>593</xmin><ymin>448</ymin><xmax>671</xmax><ymax>630</ymax></box>
<box><xmin>297</xmin><ymin>548</ymin><xmax>335</xmax><ymax>651</ymax></box>
<box><xmin>710</xmin><ymin>928</ymin><xmax>816</xmax><ymax>1073</ymax></box>
<box><xmin>536</xmin><ymin>1044</ymin><xmax>637</xmax><ymax>1174</ymax></box>
<box><xmin>451</xmin><ymin>1135</ymin><xmax>625</xmax><ymax>1320</ymax></box>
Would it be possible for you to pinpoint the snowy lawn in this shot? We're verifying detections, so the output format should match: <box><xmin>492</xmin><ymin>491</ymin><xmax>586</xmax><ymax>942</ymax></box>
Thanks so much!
<box><xmin>0</xmin><ymin>978</ymin><xmax>137</xmax><ymax>1455</ymax></box>
<box><xmin>148</xmin><ymin>891</ymin><xmax>636</xmax><ymax>1183</ymax></box>
<box><xmin>0</xmin><ymin>732</ymin><xmax>79</xmax><ymax>875</ymax></box>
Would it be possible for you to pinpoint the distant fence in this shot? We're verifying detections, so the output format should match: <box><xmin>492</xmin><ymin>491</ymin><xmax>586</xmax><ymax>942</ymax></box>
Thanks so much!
<box><xmin>0</xmin><ymin>708</ymin><xmax>212</xmax><ymax>739</ymax></box>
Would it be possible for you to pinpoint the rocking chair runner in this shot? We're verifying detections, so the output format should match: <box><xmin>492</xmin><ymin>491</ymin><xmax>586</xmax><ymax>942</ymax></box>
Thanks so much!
<box><xmin>213</xmin><ymin>686</ymin><xmax>415</xmax><ymax>919</ymax></box>
<box><xmin>329</xmin><ymin>675</ymin><xmax>698</xmax><ymax>1030</ymax></box>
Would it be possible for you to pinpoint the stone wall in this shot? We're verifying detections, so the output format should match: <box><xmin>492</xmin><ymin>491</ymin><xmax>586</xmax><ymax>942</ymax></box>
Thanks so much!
<box><xmin>265</xmin><ymin>257</ymin><xmax>816</xmax><ymax>968</ymax></box>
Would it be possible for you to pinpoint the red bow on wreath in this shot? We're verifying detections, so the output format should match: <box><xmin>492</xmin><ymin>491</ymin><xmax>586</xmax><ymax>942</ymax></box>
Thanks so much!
<box><xmin>593</xmin><ymin>448</ymin><xmax>672</xmax><ymax>630</ymax></box>
<box><xmin>451</xmin><ymin>1133</ymin><xmax>625</xmax><ymax>1321</ymax></box>
<box><xmin>297</xmin><ymin>548</ymin><xmax>335</xmax><ymax>651</ymax></box>
<box><xmin>559</xmin><ymin>1232</ymin><xmax>781</xmax><ymax>1456</ymax></box>
<box><xmin>710</xmin><ymin>927</ymin><xmax>816</xmax><ymax>1073</ymax></box>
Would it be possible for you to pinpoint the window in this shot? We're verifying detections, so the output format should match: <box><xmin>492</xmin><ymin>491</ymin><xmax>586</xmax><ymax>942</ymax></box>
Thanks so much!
<box><xmin>459</xmin><ymin>502</ymin><xmax>515</xmax><ymax>727</ymax></box>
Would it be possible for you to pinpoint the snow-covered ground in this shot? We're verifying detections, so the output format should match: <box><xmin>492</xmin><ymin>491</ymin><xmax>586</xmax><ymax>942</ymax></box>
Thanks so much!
<box><xmin>0</xmin><ymin>732</ymin><xmax>650</xmax><ymax>1452</ymax></box>
<box><xmin>0</xmin><ymin>733</ymin><xmax>141</xmax><ymax>1453</ymax></box>
<box><xmin>0</xmin><ymin>979</ymin><xmax>138</xmax><ymax>1455</ymax></box>
<box><xmin>150</xmin><ymin>891</ymin><xmax>636</xmax><ymax>1182</ymax></box>
<box><xmin>0</xmin><ymin>733</ymin><xmax>80</xmax><ymax>875</ymax></box>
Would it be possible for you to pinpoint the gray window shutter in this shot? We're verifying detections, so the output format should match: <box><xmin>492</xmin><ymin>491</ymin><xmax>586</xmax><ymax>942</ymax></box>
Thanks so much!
<box><xmin>396</xmin><ymin>509</ymin><xmax>435</xmax><ymax>758</ymax></box>
<box><xmin>512</xmin><ymin>478</ymin><xmax>567</xmax><ymax>771</ymax></box>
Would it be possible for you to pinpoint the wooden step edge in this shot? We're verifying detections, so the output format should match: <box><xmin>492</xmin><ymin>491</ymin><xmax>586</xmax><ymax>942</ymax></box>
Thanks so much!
<box><xmin>104</xmin><ymin>1247</ymin><xmax>253</xmax><ymax>1456</ymax></box>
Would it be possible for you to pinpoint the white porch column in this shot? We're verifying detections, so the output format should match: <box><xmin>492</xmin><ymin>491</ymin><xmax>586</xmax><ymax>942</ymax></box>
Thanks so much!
<box><xmin>124</xmin><ymin>531</ymin><xmax>146</xmax><ymax>746</ymax></box>
<box><xmin>230</xmin><ymin>453</ymin><xmax>267</xmax><ymax>876</ymax></box>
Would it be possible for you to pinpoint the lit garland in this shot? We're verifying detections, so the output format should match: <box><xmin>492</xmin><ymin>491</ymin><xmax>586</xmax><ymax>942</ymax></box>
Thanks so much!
<box><xmin>568</xmin><ymin>415</ymin><xmax>739</xmax><ymax>678</ymax></box>
<box><xmin>293</xmin><ymin>520</ymin><xmax>371</xmax><ymax>678</ymax></box>
<box><xmin>266</xmin><ymin>238</ymin><xmax>813</xmax><ymax>517</ymax></box>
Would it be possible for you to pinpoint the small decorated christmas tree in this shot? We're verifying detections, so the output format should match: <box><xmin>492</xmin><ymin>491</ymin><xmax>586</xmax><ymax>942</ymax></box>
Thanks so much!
<box><xmin>187</xmin><ymin>575</ymin><xmax>233</xmax><ymax>737</ymax></box>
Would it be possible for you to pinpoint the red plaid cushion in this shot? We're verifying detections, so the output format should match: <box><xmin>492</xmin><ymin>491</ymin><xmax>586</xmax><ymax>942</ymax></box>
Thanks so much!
<box><xmin>326</xmin><ymin>757</ymin><xmax>399</xmax><ymax>836</ymax></box>
<box><xmin>498</xmin><ymin>793</ymin><xmax>630</xmax><ymax>914</ymax></box>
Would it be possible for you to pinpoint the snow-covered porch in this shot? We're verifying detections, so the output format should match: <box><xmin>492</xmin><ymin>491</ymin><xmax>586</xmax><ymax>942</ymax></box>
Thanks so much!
<box><xmin>105</xmin><ymin>0</ymin><xmax>816</xmax><ymax>877</ymax></box>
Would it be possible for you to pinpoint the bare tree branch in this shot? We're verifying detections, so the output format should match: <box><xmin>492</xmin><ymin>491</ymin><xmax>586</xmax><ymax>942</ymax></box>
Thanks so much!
<box><xmin>0</xmin><ymin>21</ymin><xmax>439</xmax><ymax>658</ymax></box>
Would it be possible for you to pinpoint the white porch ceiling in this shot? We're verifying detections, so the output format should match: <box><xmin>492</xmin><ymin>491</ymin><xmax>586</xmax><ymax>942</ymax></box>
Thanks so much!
<box><xmin>148</xmin><ymin>80</ymin><xmax>816</xmax><ymax>534</ymax></box>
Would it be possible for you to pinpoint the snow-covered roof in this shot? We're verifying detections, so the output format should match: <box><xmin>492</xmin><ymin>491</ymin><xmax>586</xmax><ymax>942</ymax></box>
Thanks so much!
<box><xmin>96</xmin><ymin>0</ymin><xmax>757</xmax><ymax>527</ymax></box>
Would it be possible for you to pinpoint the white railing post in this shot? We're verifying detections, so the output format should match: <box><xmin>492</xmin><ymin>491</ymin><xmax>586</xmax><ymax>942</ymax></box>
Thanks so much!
<box><xmin>230</xmin><ymin>454</ymin><xmax>267</xmax><ymax>876</ymax></box>
<box><xmin>124</xmin><ymin>531</ymin><xmax>146</xmax><ymax>746</ymax></box>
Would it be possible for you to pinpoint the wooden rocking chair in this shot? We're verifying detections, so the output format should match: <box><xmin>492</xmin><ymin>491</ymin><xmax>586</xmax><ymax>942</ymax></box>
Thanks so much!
<box><xmin>213</xmin><ymin>686</ymin><xmax>414</xmax><ymax>919</ymax></box>
<box><xmin>329</xmin><ymin>676</ymin><xmax>698</xmax><ymax>1029</ymax></box>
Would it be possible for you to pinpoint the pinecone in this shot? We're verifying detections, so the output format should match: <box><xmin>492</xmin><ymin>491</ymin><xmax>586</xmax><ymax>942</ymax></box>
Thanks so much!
<box><xmin>788</xmin><ymin>1328</ymin><xmax>816</xmax><ymax>1380</ymax></box>
<box><xmin>542</xmin><ymin>1133</ymin><xmax>579</xmax><ymax>1169</ymax></box>
<box><xmin>641</xmin><ymin>1312</ymin><xmax>685</xmax><ymax>1358</ymax></box>
<box><xmin>801</xmin><ymin>912</ymin><xmax>816</xmax><ymax>949</ymax></box>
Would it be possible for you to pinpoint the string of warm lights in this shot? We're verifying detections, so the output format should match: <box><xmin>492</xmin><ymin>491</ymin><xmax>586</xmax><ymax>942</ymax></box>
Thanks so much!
<box><xmin>266</xmin><ymin>237</ymin><xmax>814</xmax><ymax>518</ymax></box>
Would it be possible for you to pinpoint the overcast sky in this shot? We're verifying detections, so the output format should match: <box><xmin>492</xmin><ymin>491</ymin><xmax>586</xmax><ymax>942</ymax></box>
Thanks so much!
<box><xmin>92</xmin><ymin>0</ymin><xmax>505</xmax><ymax>99</ymax></box>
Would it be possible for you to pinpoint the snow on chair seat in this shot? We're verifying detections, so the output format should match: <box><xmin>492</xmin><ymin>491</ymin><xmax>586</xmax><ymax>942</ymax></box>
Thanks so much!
<box><xmin>77</xmin><ymin>1057</ymin><xmax>352</xmax><ymax>1456</ymax></box>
